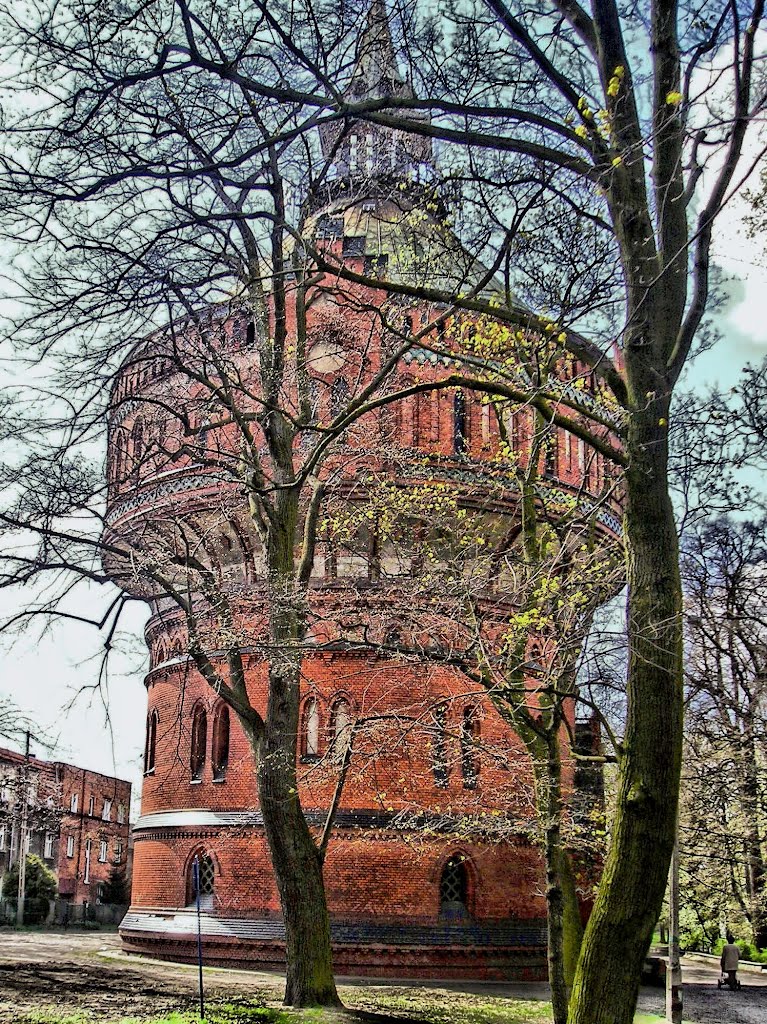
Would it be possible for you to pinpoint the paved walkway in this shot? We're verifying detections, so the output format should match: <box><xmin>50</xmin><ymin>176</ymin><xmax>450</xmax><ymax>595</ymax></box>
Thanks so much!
<box><xmin>0</xmin><ymin>932</ymin><xmax>765</xmax><ymax>1023</ymax></box>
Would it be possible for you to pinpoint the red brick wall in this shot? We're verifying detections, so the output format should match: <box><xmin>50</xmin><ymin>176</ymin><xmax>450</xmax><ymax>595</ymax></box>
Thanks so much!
<box><xmin>56</xmin><ymin>764</ymin><xmax>131</xmax><ymax>904</ymax></box>
<box><xmin>107</xmin><ymin>261</ymin><xmax>614</xmax><ymax>974</ymax></box>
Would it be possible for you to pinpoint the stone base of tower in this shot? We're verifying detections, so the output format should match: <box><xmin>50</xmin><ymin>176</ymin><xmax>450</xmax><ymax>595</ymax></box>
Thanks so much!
<box><xmin>119</xmin><ymin>910</ymin><xmax>548</xmax><ymax>981</ymax></box>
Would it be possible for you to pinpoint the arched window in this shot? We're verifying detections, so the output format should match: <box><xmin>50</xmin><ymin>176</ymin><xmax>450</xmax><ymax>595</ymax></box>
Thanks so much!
<box><xmin>212</xmin><ymin>704</ymin><xmax>230</xmax><ymax>782</ymax></box>
<box><xmin>330</xmin><ymin>377</ymin><xmax>349</xmax><ymax>419</ymax></box>
<box><xmin>144</xmin><ymin>710</ymin><xmax>158</xmax><ymax>775</ymax></box>
<box><xmin>432</xmin><ymin>704</ymin><xmax>449</xmax><ymax>788</ymax></box>
<box><xmin>308</xmin><ymin>379</ymin><xmax>320</xmax><ymax>422</ymax></box>
<box><xmin>329</xmin><ymin>698</ymin><xmax>352</xmax><ymax>760</ymax></box>
<box><xmin>187</xmin><ymin>853</ymin><xmax>215</xmax><ymax>909</ymax></box>
<box><xmin>190</xmin><ymin>704</ymin><xmax>207</xmax><ymax>781</ymax></box>
<box><xmin>115</xmin><ymin>430</ymin><xmax>129</xmax><ymax>488</ymax></box>
<box><xmin>461</xmin><ymin>707</ymin><xmax>480</xmax><ymax>789</ymax></box>
<box><xmin>453</xmin><ymin>390</ymin><xmax>467</xmax><ymax>454</ymax></box>
<box><xmin>154</xmin><ymin>639</ymin><xmax>168</xmax><ymax>667</ymax></box>
<box><xmin>245</xmin><ymin>321</ymin><xmax>256</xmax><ymax>348</ymax></box>
<box><xmin>131</xmin><ymin>418</ymin><xmax>145</xmax><ymax>478</ymax></box>
<box><xmin>440</xmin><ymin>854</ymin><xmax>470</xmax><ymax>917</ymax></box>
<box><xmin>300</xmin><ymin>698</ymin><xmax>320</xmax><ymax>760</ymax></box>
<box><xmin>197</xmin><ymin>417</ymin><xmax>212</xmax><ymax>458</ymax></box>
<box><xmin>544</xmin><ymin>428</ymin><xmax>558</xmax><ymax>477</ymax></box>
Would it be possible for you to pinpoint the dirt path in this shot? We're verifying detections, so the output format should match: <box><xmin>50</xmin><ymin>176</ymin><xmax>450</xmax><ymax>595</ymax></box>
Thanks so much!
<box><xmin>0</xmin><ymin>931</ymin><xmax>765</xmax><ymax>1023</ymax></box>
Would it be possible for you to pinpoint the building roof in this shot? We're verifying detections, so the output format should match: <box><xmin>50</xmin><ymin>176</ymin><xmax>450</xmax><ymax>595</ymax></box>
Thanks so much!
<box><xmin>0</xmin><ymin>745</ymin><xmax>132</xmax><ymax>788</ymax></box>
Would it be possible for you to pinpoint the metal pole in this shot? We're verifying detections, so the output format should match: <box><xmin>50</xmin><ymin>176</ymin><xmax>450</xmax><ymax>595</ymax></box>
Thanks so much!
<box><xmin>666</xmin><ymin>834</ymin><xmax>683</xmax><ymax>1023</ymax></box>
<box><xmin>16</xmin><ymin>731</ymin><xmax>31</xmax><ymax>928</ymax></box>
<box><xmin>194</xmin><ymin>856</ymin><xmax>205</xmax><ymax>1022</ymax></box>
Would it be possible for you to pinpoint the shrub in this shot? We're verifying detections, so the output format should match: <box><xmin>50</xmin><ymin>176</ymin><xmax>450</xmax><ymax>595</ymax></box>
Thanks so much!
<box><xmin>2</xmin><ymin>854</ymin><xmax>57</xmax><ymax>901</ymax></box>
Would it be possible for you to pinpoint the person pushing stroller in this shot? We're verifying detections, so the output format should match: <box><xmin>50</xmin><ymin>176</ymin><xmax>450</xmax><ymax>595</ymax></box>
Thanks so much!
<box><xmin>718</xmin><ymin>934</ymin><xmax>741</xmax><ymax>991</ymax></box>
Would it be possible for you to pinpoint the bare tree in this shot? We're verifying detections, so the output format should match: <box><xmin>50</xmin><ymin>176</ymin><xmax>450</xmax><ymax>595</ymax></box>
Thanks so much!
<box><xmin>321</xmin><ymin>410</ymin><xmax>624</xmax><ymax>1023</ymax></box>
<box><xmin>0</xmin><ymin>0</ymin><xmax>763</xmax><ymax>1019</ymax></box>
<box><xmin>681</xmin><ymin>515</ymin><xmax>767</xmax><ymax>948</ymax></box>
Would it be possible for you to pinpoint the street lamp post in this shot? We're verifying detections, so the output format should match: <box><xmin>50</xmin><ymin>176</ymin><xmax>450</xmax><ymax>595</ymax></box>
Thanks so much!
<box><xmin>666</xmin><ymin>833</ymin><xmax>683</xmax><ymax>1023</ymax></box>
<box><xmin>16</xmin><ymin>730</ymin><xmax>32</xmax><ymax>927</ymax></box>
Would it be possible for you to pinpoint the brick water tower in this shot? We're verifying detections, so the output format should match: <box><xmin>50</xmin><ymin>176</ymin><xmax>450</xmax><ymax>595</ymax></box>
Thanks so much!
<box><xmin>104</xmin><ymin>0</ymin><xmax>621</xmax><ymax>979</ymax></box>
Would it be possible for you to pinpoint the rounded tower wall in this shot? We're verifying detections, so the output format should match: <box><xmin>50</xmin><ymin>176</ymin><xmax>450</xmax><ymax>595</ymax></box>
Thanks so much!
<box><xmin>107</xmin><ymin>4</ymin><xmax>621</xmax><ymax>971</ymax></box>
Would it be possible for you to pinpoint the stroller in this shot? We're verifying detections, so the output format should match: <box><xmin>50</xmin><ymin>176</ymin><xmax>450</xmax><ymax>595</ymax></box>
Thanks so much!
<box><xmin>717</xmin><ymin>972</ymin><xmax>742</xmax><ymax>991</ymax></box>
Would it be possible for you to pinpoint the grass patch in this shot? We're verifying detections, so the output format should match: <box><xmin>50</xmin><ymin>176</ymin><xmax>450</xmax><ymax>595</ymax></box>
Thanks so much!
<box><xmin>341</xmin><ymin>986</ymin><xmax>552</xmax><ymax>1024</ymax></box>
<box><xmin>15</xmin><ymin>1001</ymin><xmax>294</xmax><ymax>1024</ymax></box>
<box><xmin>633</xmin><ymin>1016</ymin><xmax>695</xmax><ymax>1024</ymax></box>
<box><xmin>10</xmin><ymin>990</ymin><xmax>692</xmax><ymax>1024</ymax></box>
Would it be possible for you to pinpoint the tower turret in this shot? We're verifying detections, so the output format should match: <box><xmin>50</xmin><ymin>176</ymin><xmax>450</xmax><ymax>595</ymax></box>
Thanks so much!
<box><xmin>318</xmin><ymin>0</ymin><xmax>432</xmax><ymax>193</ymax></box>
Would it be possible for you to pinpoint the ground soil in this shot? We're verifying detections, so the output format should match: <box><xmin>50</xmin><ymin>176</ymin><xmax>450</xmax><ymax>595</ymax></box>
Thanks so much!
<box><xmin>0</xmin><ymin>931</ymin><xmax>764</xmax><ymax>1023</ymax></box>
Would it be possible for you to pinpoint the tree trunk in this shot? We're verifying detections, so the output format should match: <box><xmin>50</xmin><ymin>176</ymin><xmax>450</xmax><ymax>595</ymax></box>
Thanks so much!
<box><xmin>568</xmin><ymin>400</ymin><xmax>683</xmax><ymax>1024</ymax></box>
<box><xmin>257</xmin><ymin>660</ymin><xmax>340</xmax><ymax>1007</ymax></box>
<box><xmin>254</xmin><ymin>482</ymin><xmax>340</xmax><ymax>1007</ymax></box>
<box><xmin>740</xmin><ymin>728</ymin><xmax>767</xmax><ymax>949</ymax></box>
<box><xmin>559</xmin><ymin>845</ymin><xmax>584</xmax><ymax>992</ymax></box>
<box><xmin>532</xmin><ymin>728</ymin><xmax>584</xmax><ymax>1024</ymax></box>
<box><xmin>537</xmin><ymin>753</ymin><xmax>569</xmax><ymax>1024</ymax></box>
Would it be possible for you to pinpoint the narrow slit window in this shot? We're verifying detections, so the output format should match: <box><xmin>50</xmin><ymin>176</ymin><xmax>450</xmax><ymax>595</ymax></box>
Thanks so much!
<box><xmin>212</xmin><ymin>704</ymin><xmax>230</xmax><ymax>781</ymax></box>
<box><xmin>461</xmin><ymin>707</ymin><xmax>480</xmax><ymax>789</ymax></box>
<box><xmin>433</xmin><ymin>704</ymin><xmax>449</xmax><ymax>788</ymax></box>
<box><xmin>301</xmin><ymin>698</ymin><xmax>320</xmax><ymax>760</ymax></box>
<box><xmin>144</xmin><ymin>710</ymin><xmax>158</xmax><ymax>775</ymax></box>
<box><xmin>329</xmin><ymin>698</ymin><xmax>352</xmax><ymax>760</ymax></box>
<box><xmin>190</xmin><ymin>704</ymin><xmax>207</xmax><ymax>781</ymax></box>
<box><xmin>453</xmin><ymin>390</ymin><xmax>467</xmax><ymax>454</ymax></box>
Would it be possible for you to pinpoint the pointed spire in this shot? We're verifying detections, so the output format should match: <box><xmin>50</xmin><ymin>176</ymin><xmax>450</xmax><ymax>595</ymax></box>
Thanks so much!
<box><xmin>314</xmin><ymin>0</ymin><xmax>433</xmax><ymax>202</ymax></box>
<box><xmin>346</xmin><ymin>0</ymin><xmax>407</xmax><ymax>101</ymax></box>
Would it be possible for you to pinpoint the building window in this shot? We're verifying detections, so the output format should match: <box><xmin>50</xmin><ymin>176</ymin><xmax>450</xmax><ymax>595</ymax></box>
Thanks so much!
<box><xmin>144</xmin><ymin>710</ymin><xmax>158</xmax><ymax>775</ymax></box>
<box><xmin>330</xmin><ymin>377</ymin><xmax>350</xmax><ymax>419</ymax></box>
<box><xmin>98</xmin><ymin>840</ymin><xmax>107</xmax><ymax>863</ymax></box>
<box><xmin>117</xmin><ymin>803</ymin><xmax>125</xmax><ymax>824</ymax></box>
<box><xmin>70</xmin><ymin>792</ymin><xmax>78</xmax><ymax>814</ymax></box>
<box><xmin>154</xmin><ymin>639</ymin><xmax>168</xmax><ymax>666</ymax></box>
<box><xmin>114</xmin><ymin>430</ymin><xmax>128</xmax><ymax>487</ymax></box>
<box><xmin>84</xmin><ymin>839</ymin><xmax>91</xmax><ymax>884</ymax></box>
<box><xmin>440</xmin><ymin>854</ymin><xmax>470</xmax><ymax>917</ymax></box>
<box><xmin>565</xmin><ymin>430</ymin><xmax>574</xmax><ymax>471</ymax></box>
<box><xmin>66</xmin><ymin>835</ymin><xmax>75</xmax><ymax>858</ymax></box>
<box><xmin>190</xmin><ymin>704</ymin><xmax>208</xmax><ymax>781</ymax></box>
<box><xmin>544</xmin><ymin>428</ymin><xmax>558</xmax><ymax>477</ymax></box>
<box><xmin>44</xmin><ymin>833</ymin><xmax>54</xmax><ymax>859</ymax></box>
<box><xmin>102</xmin><ymin>799</ymin><xmax>112</xmax><ymax>821</ymax></box>
<box><xmin>453</xmin><ymin>389</ymin><xmax>467</xmax><ymax>454</ymax></box>
<box><xmin>114</xmin><ymin>839</ymin><xmax>123</xmax><ymax>864</ymax></box>
<box><xmin>329</xmin><ymin>698</ymin><xmax>352</xmax><ymax>760</ymax></box>
<box><xmin>461</xmin><ymin>708</ymin><xmax>480</xmax><ymax>789</ymax></box>
<box><xmin>300</xmin><ymin>698</ymin><xmax>320</xmax><ymax>760</ymax></box>
<box><xmin>432</xmin><ymin>704</ymin><xmax>449</xmax><ymax>788</ymax></box>
<box><xmin>212</xmin><ymin>704</ymin><xmax>230</xmax><ymax>782</ymax></box>
<box><xmin>88</xmin><ymin>794</ymin><xmax>95</xmax><ymax>816</ymax></box>
<box><xmin>0</xmin><ymin>826</ymin><xmax>6</xmax><ymax>851</ymax></box>
<box><xmin>188</xmin><ymin>853</ymin><xmax>215</xmax><ymax>909</ymax></box>
<box><xmin>131</xmin><ymin>417</ymin><xmax>144</xmax><ymax>478</ymax></box>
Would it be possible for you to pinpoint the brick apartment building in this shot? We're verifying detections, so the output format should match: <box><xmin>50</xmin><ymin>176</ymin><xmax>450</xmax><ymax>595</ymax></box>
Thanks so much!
<box><xmin>0</xmin><ymin>745</ymin><xmax>132</xmax><ymax>906</ymax></box>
